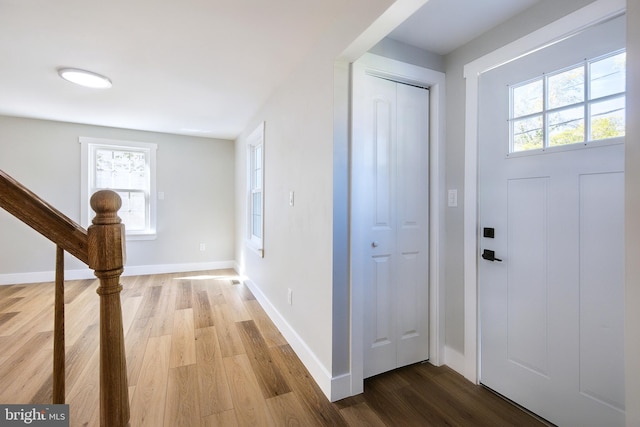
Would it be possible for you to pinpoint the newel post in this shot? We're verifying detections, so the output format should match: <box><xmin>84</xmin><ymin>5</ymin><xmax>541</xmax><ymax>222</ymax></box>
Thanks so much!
<box><xmin>88</xmin><ymin>190</ymin><xmax>130</xmax><ymax>427</ymax></box>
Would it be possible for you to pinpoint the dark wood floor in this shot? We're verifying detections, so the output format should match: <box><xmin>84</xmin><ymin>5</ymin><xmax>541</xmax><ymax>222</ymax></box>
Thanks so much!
<box><xmin>0</xmin><ymin>270</ymin><xmax>546</xmax><ymax>426</ymax></box>
<box><xmin>340</xmin><ymin>363</ymin><xmax>549</xmax><ymax>426</ymax></box>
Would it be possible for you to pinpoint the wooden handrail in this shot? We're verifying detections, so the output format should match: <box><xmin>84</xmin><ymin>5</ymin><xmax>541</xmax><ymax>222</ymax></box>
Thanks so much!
<box><xmin>0</xmin><ymin>170</ymin><xmax>88</xmax><ymax>264</ymax></box>
<box><xmin>0</xmin><ymin>169</ymin><xmax>130</xmax><ymax>426</ymax></box>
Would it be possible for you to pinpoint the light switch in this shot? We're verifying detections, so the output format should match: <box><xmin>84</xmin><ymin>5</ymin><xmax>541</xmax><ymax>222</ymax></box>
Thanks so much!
<box><xmin>289</xmin><ymin>191</ymin><xmax>294</xmax><ymax>207</ymax></box>
<box><xmin>448</xmin><ymin>189</ymin><xmax>458</xmax><ymax>207</ymax></box>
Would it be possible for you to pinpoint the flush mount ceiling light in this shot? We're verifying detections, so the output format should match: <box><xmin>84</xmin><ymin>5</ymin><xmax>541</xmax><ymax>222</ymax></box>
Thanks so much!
<box><xmin>58</xmin><ymin>68</ymin><xmax>112</xmax><ymax>89</ymax></box>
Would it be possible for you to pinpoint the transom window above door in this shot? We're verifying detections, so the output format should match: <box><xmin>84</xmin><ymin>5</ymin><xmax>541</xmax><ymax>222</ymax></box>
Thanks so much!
<box><xmin>509</xmin><ymin>50</ymin><xmax>626</xmax><ymax>153</ymax></box>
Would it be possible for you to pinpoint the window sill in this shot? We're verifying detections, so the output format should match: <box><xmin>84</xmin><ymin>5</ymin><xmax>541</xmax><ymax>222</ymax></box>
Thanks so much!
<box><xmin>126</xmin><ymin>232</ymin><xmax>157</xmax><ymax>241</ymax></box>
<box><xmin>245</xmin><ymin>240</ymin><xmax>264</xmax><ymax>258</ymax></box>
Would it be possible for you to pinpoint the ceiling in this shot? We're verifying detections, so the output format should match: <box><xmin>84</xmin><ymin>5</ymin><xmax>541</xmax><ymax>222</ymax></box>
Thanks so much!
<box><xmin>388</xmin><ymin>0</ymin><xmax>539</xmax><ymax>55</ymax></box>
<box><xmin>0</xmin><ymin>0</ymin><xmax>538</xmax><ymax>140</ymax></box>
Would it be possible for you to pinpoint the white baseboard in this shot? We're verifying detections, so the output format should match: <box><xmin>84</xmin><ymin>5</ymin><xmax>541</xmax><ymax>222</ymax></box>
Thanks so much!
<box><xmin>243</xmin><ymin>278</ymin><xmax>342</xmax><ymax>401</ymax></box>
<box><xmin>329</xmin><ymin>373</ymin><xmax>352</xmax><ymax>402</ymax></box>
<box><xmin>0</xmin><ymin>260</ymin><xmax>236</xmax><ymax>285</ymax></box>
<box><xmin>122</xmin><ymin>261</ymin><xmax>235</xmax><ymax>277</ymax></box>
<box><xmin>444</xmin><ymin>345</ymin><xmax>467</xmax><ymax>377</ymax></box>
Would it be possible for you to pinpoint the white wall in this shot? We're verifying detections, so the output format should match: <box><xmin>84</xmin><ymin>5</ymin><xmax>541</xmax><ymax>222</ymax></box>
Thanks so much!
<box><xmin>0</xmin><ymin>116</ymin><xmax>235</xmax><ymax>283</ymax></box>
<box><xmin>234</xmin><ymin>0</ymin><xmax>431</xmax><ymax>400</ymax></box>
<box><xmin>625</xmin><ymin>1</ymin><xmax>640</xmax><ymax>425</ymax></box>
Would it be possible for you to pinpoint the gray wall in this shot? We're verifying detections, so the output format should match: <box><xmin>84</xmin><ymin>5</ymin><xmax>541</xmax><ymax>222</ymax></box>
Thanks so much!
<box><xmin>369</xmin><ymin>37</ymin><xmax>445</xmax><ymax>72</ymax></box>
<box><xmin>442</xmin><ymin>0</ymin><xmax>598</xmax><ymax>354</ymax></box>
<box><xmin>0</xmin><ymin>116</ymin><xmax>235</xmax><ymax>280</ymax></box>
<box><xmin>625</xmin><ymin>1</ymin><xmax>640</xmax><ymax>425</ymax></box>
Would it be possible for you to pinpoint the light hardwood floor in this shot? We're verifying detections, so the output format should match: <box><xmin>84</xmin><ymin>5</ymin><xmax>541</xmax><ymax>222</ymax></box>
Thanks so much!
<box><xmin>0</xmin><ymin>269</ymin><xmax>546</xmax><ymax>426</ymax></box>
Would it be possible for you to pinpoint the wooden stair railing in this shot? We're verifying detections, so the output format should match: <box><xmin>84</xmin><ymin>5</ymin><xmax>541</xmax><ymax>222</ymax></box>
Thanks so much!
<box><xmin>0</xmin><ymin>169</ymin><xmax>130</xmax><ymax>427</ymax></box>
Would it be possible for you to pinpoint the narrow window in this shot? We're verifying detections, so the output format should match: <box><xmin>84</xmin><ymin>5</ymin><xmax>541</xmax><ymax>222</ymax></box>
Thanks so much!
<box><xmin>509</xmin><ymin>50</ymin><xmax>625</xmax><ymax>153</ymax></box>
<box><xmin>247</xmin><ymin>123</ymin><xmax>265</xmax><ymax>256</ymax></box>
<box><xmin>80</xmin><ymin>137</ymin><xmax>157</xmax><ymax>239</ymax></box>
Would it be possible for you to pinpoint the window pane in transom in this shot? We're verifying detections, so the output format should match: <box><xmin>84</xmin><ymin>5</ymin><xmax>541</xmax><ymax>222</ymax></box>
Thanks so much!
<box><xmin>548</xmin><ymin>66</ymin><xmax>584</xmax><ymax>109</ymax></box>
<box><xmin>513</xmin><ymin>79</ymin><xmax>543</xmax><ymax>117</ymax></box>
<box><xmin>590</xmin><ymin>97</ymin><xmax>625</xmax><ymax>141</ymax></box>
<box><xmin>590</xmin><ymin>52</ymin><xmax>626</xmax><ymax>99</ymax></box>
<box><xmin>548</xmin><ymin>106</ymin><xmax>585</xmax><ymax>147</ymax></box>
<box><xmin>512</xmin><ymin>116</ymin><xmax>543</xmax><ymax>152</ymax></box>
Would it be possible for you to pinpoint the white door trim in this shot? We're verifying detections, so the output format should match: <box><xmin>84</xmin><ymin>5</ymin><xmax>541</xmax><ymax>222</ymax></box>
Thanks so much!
<box><xmin>462</xmin><ymin>0</ymin><xmax>626</xmax><ymax>384</ymax></box>
<box><xmin>350</xmin><ymin>53</ymin><xmax>446</xmax><ymax>396</ymax></box>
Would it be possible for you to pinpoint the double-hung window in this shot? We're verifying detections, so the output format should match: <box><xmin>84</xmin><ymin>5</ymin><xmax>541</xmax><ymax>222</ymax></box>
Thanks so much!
<box><xmin>510</xmin><ymin>50</ymin><xmax>626</xmax><ymax>153</ymax></box>
<box><xmin>246</xmin><ymin>123</ymin><xmax>264</xmax><ymax>256</ymax></box>
<box><xmin>80</xmin><ymin>137</ymin><xmax>157</xmax><ymax>239</ymax></box>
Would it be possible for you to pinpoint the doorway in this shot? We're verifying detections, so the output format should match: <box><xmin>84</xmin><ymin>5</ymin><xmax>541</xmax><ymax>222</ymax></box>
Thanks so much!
<box><xmin>477</xmin><ymin>15</ymin><xmax>625</xmax><ymax>426</ymax></box>
<box><xmin>349</xmin><ymin>53</ymin><xmax>446</xmax><ymax>396</ymax></box>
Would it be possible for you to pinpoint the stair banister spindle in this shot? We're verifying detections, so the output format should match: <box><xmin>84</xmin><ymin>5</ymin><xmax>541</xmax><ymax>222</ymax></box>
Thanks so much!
<box><xmin>53</xmin><ymin>245</ymin><xmax>65</xmax><ymax>404</ymax></box>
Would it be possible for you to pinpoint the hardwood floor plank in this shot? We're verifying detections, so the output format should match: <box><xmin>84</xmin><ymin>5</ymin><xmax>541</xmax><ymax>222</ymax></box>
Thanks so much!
<box><xmin>0</xmin><ymin>330</ymin><xmax>52</xmax><ymax>379</ymax></box>
<box><xmin>64</xmin><ymin>281</ymin><xmax>100</xmax><ymax>346</ymax></box>
<box><xmin>223</xmin><ymin>354</ymin><xmax>275</xmax><ymax>427</ymax></box>
<box><xmin>129</xmin><ymin>335</ymin><xmax>171</xmax><ymax>427</ymax></box>
<box><xmin>214</xmin><ymin>304</ymin><xmax>245</xmax><ymax>357</ymax></box>
<box><xmin>271</xmin><ymin>344</ymin><xmax>348</xmax><ymax>427</ymax></box>
<box><xmin>339</xmin><ymin>401</ymin><xmax>388</xmax><ymax>427</ymax></box>
<box><xmin>149</xmin><ymin>284</ymin><xmax>176</xmax><ymax>337</ymax></box>
<box><xmin>170</xmin><ymin>308</ymin><xmax>196</xmax><ymax>368</ymax></box>
<box><xmin>0</xmin><ymin>311</ymin><xmax>18</xmax><ymax>327</ymax></box>
<box><xmin>429</xmin><ymin>365</ymin><xmax>545</xmax><ymax>426</ymax></box>
<box><xmin>236</xmin><ymin>320</ymin><xmax>291</xmax><ymax>399</ymax></box>
<box><xmin>244</xmin><ymin>300</ymin><xmax>287</xmax><ymax>348</ymax></box>
<box><xmin>125</xmin><ymin>316</ymin><xmax>153</xmax><ymax>387</ymax></box>
<box><xmin>30</xmin><ymin>323</ymin><xmax>100</xmax><ymax>404</ymax></box>
<box><xmin>0</xmin><ymin>297</ymin><xmax>23</xmax><ymax>312</ymax></box>
<box><xmin>234</xmin><ymin>282</ymin><xmax>256</xmax><ymax>301</ymax></box>
<box><xmin>205</xmin><ymin>280</ymin><xmax>226</xmax><ymax>306</ymax></box>
<box><xmin>193</xmin><ymin>289</ymin><xmax>215</xmax><ymax>329</ymax></box>
<box><xmin>195</xmin><ymin>326</ymin><xmax>233</xmax><ymax>416</ymax></box>
<box><xmin>0</xmin><ymin>294</ymin><xmax>52</xmax><ymax>337</ymax></box>
<box><xmin>356</xmin><ymin>378</ymin><xmax>426</xmax><ymax>426</ymax></box>
<box><xmin>0</xmin><ymin>331</ymin><xmax>53</xmax><ymax>403</ymax></box>
<box><xmin>65</xmin><ymin>345</ymin><xmax>100</xmax><ymax>426</ymax></box>
<box><xmin>164</xmin><ymin>364</ymin><xmax>201</xmax><ymax>427</ymax></box>
<box><xmin>121</xmin><ymin>294</ymin><xmax>143</xmax><ymax>335</ymax></box>
<box><xmin>265</xmin><ymin>392</ymin><xmax>321</xmax><ymax>427</ymax></box>
<box><xmin>63</xmin><ymin>279</ymin><xmax>94</xmax><ymax>304</ymax></box>
<box><xmin>0</xmin><ymin>285</ymin><xmax>25</xmax><ymax>298</ymax></box>
<box><xmin>222</xmin><ymin>286</ymin><xmax>251</xmax><ymax>322</ymax></box>
<box><xmin>202</xmin><ymin>409</ymin><xmax>239</xmax><ymax>427</ymax></box>
<box><xmin>137</xmin><ymin>286</ymin><xmax>163</xmax><ymax>319</ymax></box>
<box><xmin>175</xmin><ymin>281</ymin><xmax>192</xmax><ymax>310</ymax></box>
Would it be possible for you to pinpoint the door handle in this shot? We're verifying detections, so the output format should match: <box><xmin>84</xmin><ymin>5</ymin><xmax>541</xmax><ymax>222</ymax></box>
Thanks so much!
<box><xmin>482</xmin><ymin>249</ymin><xmax>502</xmax><ymax>262</ymax></box>
<box><xmin>371</xmin><ymin>241</ymin><xmax>379</xmax><ymax>248</ymax></box>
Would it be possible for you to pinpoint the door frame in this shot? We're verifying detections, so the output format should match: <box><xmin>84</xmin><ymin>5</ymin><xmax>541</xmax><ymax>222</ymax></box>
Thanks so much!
<box><xmin>462</xmin><ymin>0</ymin><xmax>626</xmax><ymax>384</ymax></box>
<box><xmin>349</xmin><ymin>53</ymin><xmax>446</xmax><ymax>396</ymax></box>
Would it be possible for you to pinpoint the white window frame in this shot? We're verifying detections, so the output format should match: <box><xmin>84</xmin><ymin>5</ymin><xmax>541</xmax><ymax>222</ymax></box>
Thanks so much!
<box><xmin>246</xmin><ymin>122</ymin><xmax>265</xmax><ymax>257</ymax></box>
<box><xmin>508</xmin><ymin>49</ymin><xmax>626</xmax><ymax>155</ymax></box>
<box><xmin>80</xmin><ymin>137</ymin><xmax>157</xmax><ymax>240</ymax></box>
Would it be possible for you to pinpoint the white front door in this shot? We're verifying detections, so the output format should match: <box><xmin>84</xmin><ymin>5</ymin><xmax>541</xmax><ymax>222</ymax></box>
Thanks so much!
<box><xmin>354</xmin><ymin>73</ymin><xmax>430</xmax><ymax>379</ymax></box>
<box><xmin>478</xmin><ymin>17</ymin><xmax>625</xmax><ymax>426</ymax></box>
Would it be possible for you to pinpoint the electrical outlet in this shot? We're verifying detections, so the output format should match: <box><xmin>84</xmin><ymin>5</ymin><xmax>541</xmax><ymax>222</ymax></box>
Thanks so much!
<box><xmin>199</xmin><ymin>243</ymin><xmax>206</xmax><ymax>251</ymax></box>
<box><xmin>287</xmin><ymin>288</ymin><xmax>293</xmax><ymax>305</ymax></box>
